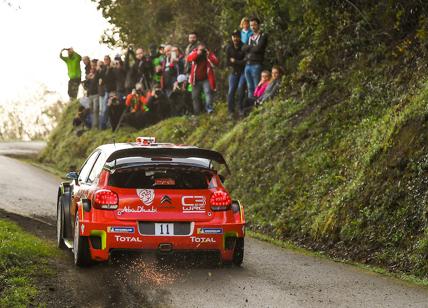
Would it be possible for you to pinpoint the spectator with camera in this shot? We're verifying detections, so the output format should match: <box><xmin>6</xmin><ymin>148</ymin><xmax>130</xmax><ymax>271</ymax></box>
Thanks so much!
<box><xmin>125</xmin><ymin>86</ymin><xmax>145</xmax><ymax>113</ymax></box>
<box><xmin>123</xmin><ymin>86</ymin><xmax>169</xmax><ymax>129</ymax></box>
<box><xmin>226</xmin><ymin>30</ymin><xmax>247</xmax><ymax>118</ymax></box>
<box><xmin>187</xmin><ymin>43</ymin><xmax>219</xmax><ymax>114</ymax></box>
<box><xmin>148</xmin><ymin>87</ymin><xmax>171</xmax><ymax>122</ymax></box>
<box><xmin>60</xmin><ymin>47</ymin><xmax>82</xmax><ymax>100</ymax></box>
<box><xmin>243</xmin><ymin>17</ymin><xmax>268</xmax><ymax>99</ymax></box>
<box><xmin>170</xmin><ymin>74</ymin><xmax>193</xmax><ymax>116</ymax></box>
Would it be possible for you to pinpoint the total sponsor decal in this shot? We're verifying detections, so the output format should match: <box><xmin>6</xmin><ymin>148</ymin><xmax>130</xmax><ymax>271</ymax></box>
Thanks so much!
<box><xmin>107</xmin><ymin>226</ymin><xmax>135</xmax><ymax>233</ymax></box>
<box><xmin>136</xmin><ymin>189</ymin><xmax>155</xmax><ymax>206</ymax></box>
<box><xmin>182</xmin><ymin>196</ymin><xmax>206</xmax><ymax>213</ymax></box>
<box><xmin>114</xmin><ymin>235</ymin><xmax>142</xmax><ymax>243</ymax></box>
<box><xmin>197</xmin><ymin>228</ymin><xmax>223</xmax><ymax>235</ymax></box>
<box><xmin>191</xmin><ymin>236</ymin><xmax>216</xmax><ymax>243</ymax></box>
<box><xmin>117</xmin><ymin>206</ymin><xmax>157</xmax><ymax>215</ymax></box>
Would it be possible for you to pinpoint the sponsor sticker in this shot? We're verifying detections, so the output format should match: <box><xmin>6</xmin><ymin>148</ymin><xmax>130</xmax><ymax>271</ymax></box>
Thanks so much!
<box><xmin>107</xmin><ymin>226</ymin><xmax>135</xmax><ymax>233</ymax></box>
<box><xmin>136</xmin><ymin>189</ymin><xmax>155</xmax><ymax>206</ymax></box>
<box><xmin>197</xmin><ymin>228</ymin><xmax>223</xmax><ymax>235</ymax></box>
<box><xmin>117</xmin><ymin>206</ymin><xmax>157</xmax><ymax>215</ymax></box>
<box><xmin>114</xmin><ymin>235</ymin><xmax>142</xmax><ymax>243</ymax></box>
<box><xmin>191</xmin><ymin>236</ymin><xmax>216</xmax><ymax>243</ymax></box>
<box><xmin>182</xmin><ymin>196</ymin><xmax>206</xmax><ymax>213</ymax></box>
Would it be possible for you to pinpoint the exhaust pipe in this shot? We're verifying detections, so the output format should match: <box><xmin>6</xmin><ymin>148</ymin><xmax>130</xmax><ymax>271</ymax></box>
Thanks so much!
<box><xmin>158</xmin><ymin>243</ymin><xmax>173</xmax><ymax>253</ymax></box>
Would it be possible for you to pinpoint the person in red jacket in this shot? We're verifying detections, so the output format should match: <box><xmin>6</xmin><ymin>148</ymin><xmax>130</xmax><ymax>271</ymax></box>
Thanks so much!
<box><xmin>187</xmin><ymin>43</ymin><xmax>219</xmax><ymax>114</ymax></box>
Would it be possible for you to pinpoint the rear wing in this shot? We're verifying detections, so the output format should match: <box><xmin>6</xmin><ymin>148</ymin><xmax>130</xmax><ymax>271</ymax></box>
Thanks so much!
<box><xmin>105</xmin><ymin>147</ymin><xmax>230</xmax><ymax>173</ymax></box>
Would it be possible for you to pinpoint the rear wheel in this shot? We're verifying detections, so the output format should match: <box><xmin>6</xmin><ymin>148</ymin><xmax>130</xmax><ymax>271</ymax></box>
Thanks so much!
<box><xmin>232</xmin><ymin>238</ymin><xmax>244</xmax><ymax>266</ymax></box>
<box><xmin>56</xmin><ymin>196</ymin><xmax>66</xmax><ymax>249</ymax></box>
<box><xmin>73</xmin><ymin>214</ymin><xmax>92</xmax><ymax>267</ymax></box>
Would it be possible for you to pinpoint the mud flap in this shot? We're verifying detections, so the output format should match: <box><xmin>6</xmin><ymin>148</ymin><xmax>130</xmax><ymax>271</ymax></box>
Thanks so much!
<box><xmin>61</xmin><ymin>188</ymin><xmax>73</xmax><ymax>239</ymax></box>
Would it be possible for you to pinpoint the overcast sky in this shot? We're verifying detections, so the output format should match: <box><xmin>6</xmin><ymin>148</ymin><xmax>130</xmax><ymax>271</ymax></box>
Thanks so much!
<box><xmin>0</xmin><ymin>0</ymin><xmax>114</xmax><ymax>103</ymax></box>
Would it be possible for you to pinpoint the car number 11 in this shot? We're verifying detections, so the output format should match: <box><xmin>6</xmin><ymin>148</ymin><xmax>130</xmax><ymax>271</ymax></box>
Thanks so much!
<box><xmin>155</xmin><ymin>223</ymin><xmax>174</xmax><ymax>235</ymax></box>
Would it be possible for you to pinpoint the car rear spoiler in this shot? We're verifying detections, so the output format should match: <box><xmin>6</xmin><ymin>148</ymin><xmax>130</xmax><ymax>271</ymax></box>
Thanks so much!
<box><xmin>106</xmin><ymin>147</ymin><xmax>231</xmax><ymax>173</ymax></box>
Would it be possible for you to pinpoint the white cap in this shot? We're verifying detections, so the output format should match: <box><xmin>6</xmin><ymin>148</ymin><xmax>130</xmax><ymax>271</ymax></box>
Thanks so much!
<box><xmin>177</xmin><ymin>74</ymin><xmax>187</xmax><ymax>83</ymax></box>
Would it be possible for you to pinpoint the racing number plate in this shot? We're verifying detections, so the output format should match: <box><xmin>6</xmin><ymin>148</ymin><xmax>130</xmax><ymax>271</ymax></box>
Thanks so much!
<box><xmin>155</xmin><ymin>223</ymin><xmax>174</xmax><ymax>236</ymax></box>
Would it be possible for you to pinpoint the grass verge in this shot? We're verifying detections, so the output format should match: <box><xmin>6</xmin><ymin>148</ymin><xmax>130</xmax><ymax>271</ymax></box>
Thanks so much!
<box><xmin>0</xmin><ymin>218</ymin><xmax>57</xmax><ymax>307</ymax></box>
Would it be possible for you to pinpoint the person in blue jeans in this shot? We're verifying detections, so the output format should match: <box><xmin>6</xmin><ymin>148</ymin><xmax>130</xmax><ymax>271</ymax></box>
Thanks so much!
<box><xmin>99</xmin><ymin>55</ymin><xmax>116</xmax><ymax>129</ymax></box>
<box><xmin>226</xmin><ymin>30</ymin><xmax>246</xmax><ymax>118</ymax></box>
<box><xmin>243</xmin><ymin>17</ymin><xmax>268</xmax><ymax>98</ymax></box>
<box><xmin>187</xmin><ymin>44</ymin><xmax>220</xmax><ymax>114</ymax></box>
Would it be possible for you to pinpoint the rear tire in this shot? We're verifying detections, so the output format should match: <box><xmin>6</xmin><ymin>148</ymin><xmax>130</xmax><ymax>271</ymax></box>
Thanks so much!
<box><xmin>73</xmin><ymin>214</ymin><xmax>92</xmax><ymax>267</ymax></box>
<box><xmin>56</xmin><ymin>196</ymin><xmax>66</xmax><ymax>249</ymax></box>
<box><xmin>232</xmin><ymin>238</ymin><xmax>244</xmax><ymax>266</ymax></box>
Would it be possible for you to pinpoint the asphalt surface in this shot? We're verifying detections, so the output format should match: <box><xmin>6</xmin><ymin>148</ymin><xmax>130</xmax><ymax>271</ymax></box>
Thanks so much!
<box><xmin>1</xmin><ymin>142</ymin><xmax>428</xmax><ymax>307</ymax></box>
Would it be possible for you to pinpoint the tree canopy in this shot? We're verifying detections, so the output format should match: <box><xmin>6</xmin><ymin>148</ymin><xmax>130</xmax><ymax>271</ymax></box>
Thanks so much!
<box><xmin>92</xmin><ymin>0</ymin><xmax>428</xmax><ymax>74</ymax></box>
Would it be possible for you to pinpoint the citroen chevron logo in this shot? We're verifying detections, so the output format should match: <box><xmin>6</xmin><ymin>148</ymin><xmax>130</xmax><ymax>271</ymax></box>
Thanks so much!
<box><xmin>161</xmin><ymin>195</ymin><xmax>172</xmax><ymax>204</ymax></box>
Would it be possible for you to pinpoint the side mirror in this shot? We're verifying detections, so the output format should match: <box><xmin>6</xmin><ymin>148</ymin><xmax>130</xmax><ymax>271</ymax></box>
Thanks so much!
<box><xmin>65</xmin><ymin>171</ymin><xmax>79</xmax><ymax>182</ymax></box>
<box><xmin>219</xmin><ymin>174</ymin><xmax>226</xmax><ymax>183</ymax></box>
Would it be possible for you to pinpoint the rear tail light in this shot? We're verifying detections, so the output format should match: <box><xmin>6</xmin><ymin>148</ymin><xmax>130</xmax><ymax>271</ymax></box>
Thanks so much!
<box><xmin>93</xmin><ymin>189</ymin><xmax>119</xmax><ymax>210</ymax></box>
<box><xmin>210</xmin><ymin>191</ymin><xmax>232</xmax><ymax>211</ymax></box>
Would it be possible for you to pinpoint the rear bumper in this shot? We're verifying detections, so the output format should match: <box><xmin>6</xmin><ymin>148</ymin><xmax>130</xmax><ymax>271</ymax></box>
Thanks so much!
<box><xmin>79</xmin><ymin>220</ymin><xmax>245</xmax><ymax>262</ymax></box>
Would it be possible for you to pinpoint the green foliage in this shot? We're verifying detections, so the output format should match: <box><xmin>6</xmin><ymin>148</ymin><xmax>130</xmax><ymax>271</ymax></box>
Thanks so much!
<box><xmin>42</xmin><ymin>1</ymin><xmax>428</xmax><ymax>278</ymax></box>
<box><xmin>0</xmin><ymin>219</ymin><xmax>56</xmax><ymax>307</ymax></box>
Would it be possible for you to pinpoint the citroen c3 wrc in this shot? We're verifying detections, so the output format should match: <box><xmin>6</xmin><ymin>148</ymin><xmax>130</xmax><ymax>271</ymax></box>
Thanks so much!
<box><xmin>56</xmin><ymin>137</ymin><xmax>245</xmax><ymax>266</ymax></box>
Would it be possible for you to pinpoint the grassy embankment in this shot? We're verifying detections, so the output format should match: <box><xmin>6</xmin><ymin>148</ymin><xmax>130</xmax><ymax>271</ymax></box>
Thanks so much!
<box><xmin>0</xmin><ymin>218</ymin><xmax>56</xmax><ymax>306</ymax></box>
<box><xmin>37</xmin><ymin>2</ymin><xmax>428</xmax><ymax>280</ymax></box>
<box><xmin>38</xmin><ymin>63</ymin><xmax>428</xmax><ymax>280</ymax></box>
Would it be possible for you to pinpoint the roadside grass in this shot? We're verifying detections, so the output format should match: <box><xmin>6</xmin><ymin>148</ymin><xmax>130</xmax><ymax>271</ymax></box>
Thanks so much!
<box><xmin>0</xmin><ymin>218</ymin><xmax>57</xmax><ymax>307</ymax></box>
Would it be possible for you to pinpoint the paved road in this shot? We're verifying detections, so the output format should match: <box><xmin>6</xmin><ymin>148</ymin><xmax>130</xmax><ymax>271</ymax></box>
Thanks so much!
<box><xmin>1</xmin><ymin>142</ymin><xmax>428</xmax><ymax>307</ymax></box>
<box><xmin>0</xmin><ymin>141</ymin><xmax>57</xmax><ymax>219</ymax></box>
<box><xmin>0</xmin><ymin>140</ymin><xmax>46</xmax><ymax>157</ymax></box>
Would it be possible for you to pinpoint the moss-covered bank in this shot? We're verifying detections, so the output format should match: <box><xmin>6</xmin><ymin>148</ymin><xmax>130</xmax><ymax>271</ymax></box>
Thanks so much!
<box><xmin>39</xmin><ymin>1</ymin><xmax>428</xmax><ymax>278</ymax></box>
<box><xmin>39</xmin><ymin>70</ymin><xmax>428</xmax><ymax>278</ymax></box>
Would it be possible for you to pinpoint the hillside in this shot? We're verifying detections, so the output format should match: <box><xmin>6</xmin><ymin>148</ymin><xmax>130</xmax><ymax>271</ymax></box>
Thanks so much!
<box><xmin>40</xmin><ymin>2</ymin><xmax>428</xmax><ymax>278</ymax></box>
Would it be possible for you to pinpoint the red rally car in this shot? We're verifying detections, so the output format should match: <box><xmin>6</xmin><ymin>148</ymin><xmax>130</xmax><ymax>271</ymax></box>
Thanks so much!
<box><xmin>56</xmin><ymin>137</ymin><xmax>245</xmax><ymax>266</ymax></box>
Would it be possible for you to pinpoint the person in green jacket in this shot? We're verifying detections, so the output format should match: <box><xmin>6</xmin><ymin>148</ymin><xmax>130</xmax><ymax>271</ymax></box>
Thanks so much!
<box><xmin>60</xmin><ymin>47</ymin><xmax>82</xmax><ymax>99</ymax></box>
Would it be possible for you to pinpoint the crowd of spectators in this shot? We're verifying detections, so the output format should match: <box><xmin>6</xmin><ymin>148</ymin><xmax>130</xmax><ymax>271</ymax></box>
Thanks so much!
<box><xmin>59</xmin><ymin>16</ymin><xmax>283</xmax><ymax>133</ymax></box>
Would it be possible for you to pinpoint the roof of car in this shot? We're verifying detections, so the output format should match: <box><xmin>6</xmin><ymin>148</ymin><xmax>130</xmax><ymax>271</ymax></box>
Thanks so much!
<box><xmin>96</xmin><ymin>143</ymin><xmax>230</xmax><ymax>173</ymax></box>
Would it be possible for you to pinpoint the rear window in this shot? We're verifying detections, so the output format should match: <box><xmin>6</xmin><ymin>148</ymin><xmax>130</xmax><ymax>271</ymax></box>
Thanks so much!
<box><xmin>108</xmin><ymin>167</ymin><xmax>215</xmax><ymax>189</ymax></box>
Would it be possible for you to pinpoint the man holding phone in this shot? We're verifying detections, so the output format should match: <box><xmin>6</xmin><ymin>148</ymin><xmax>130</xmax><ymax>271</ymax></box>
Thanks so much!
<box><xmin>161</xmin><ymin>45</ymin><xmax>185</xmax><ymax>97</ymax></box>
<box><xmin>60</xmin><ymin>47</ymin><xmax>82</xmax><ymax>100</ymax></box>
